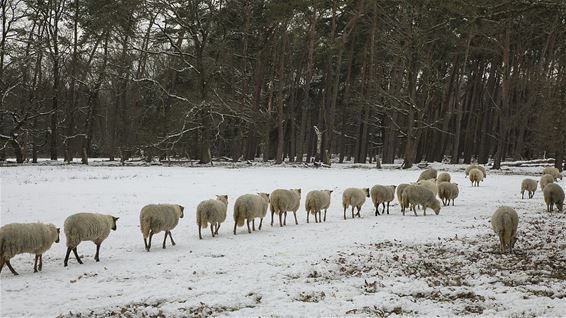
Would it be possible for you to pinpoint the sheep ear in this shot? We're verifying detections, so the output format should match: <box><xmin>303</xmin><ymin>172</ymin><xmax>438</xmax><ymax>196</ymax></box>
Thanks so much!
<box><xmin>329</xmin><ymin>190</ymin><xmax>333</xmax><ymax>193</ymax></box>
<box><xmin>224</xmin><ymin>195</ymin><xmax>228</xmax><ymax>200</ymax></box>
<box><xmin>113</xmin><ymin>216</ymin><xmax>119</xmax><ymax>222</ymax></box>
<box><xmin>179</xmin><ymin>205</ymin><xmax>185</xmax><ymax>212</ymax></box>
<box><xmin>57</xmin><ymin>228</ymin><xmax>60</xmax><ymax>233</ymax></box>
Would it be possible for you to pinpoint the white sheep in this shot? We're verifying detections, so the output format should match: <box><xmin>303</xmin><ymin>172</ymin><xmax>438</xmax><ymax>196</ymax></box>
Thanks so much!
<box><xmin>233</xmin><ymin>193</ymin><xmax>270</xmax><ymax>235</ymax></box>
<box><xmin>305</xmin><ymin>190</ymin><xmax>332</xmax><ymax>223</ymax></box>
<box><xmin>468</xmin><ymin>168</ymin><xmax>484</xmax><ymax>187</ymax></box>
<box><xmin>270</xmin><ymin>189</ymin><xmax>301</xmax><ymax>227</ymax></box>
<box><xmin>417</xmin><ymin>168</ymin><xmax>437</xmax><ymax>181</ymax></box>
<box><xmin>396</xmin><ymin>183</ymin><xmax>410</xmax><ymax>213</ymax></box>
<box><xmin>491</xmin><ymin>206</ymin><xmax>518</xmax><ymax>253</ymax></box>
<box><xmin>342</xmin><ymin>187</ymin><xmax>370</xmax><ymax>219</ymax></box>
<box><xmin>436</xmin><ymin>172</ymin><xmax>451</xmax><ymax>183</ymax></box>
<box><xmin>196</xmin><ymin>195</ymin><xmax>228</xmax><ymax>240</ymax></box>
<box><xmin>465</xmin><ymin>164</ymin><xmax>487</xmax><ymax>178</ymax></box>
<box><xmin>437</xmin><ymin>182</ymin><xmax>459</xmax><ymax>206</ymax></box>
<box><xmin>64</xmin><ymin>213</ymin><xmax>119</xmax><ymax>266</ymax></box>
<box><xmin>540</xmin><ymin>174</ymin><xmax>554</xmax><ymax>191</ymax></box>
<box><xmin>417</xmin><ymin>179</ymin><xmax>438</xmax><ymax>196</ymax></box>
<box><xmin>401</xmin><ymin>185</ymin><xmax>441</xmax><ymax>216</ymax></box>
<box><xmin>370</xmin><ymin>185</ymin><xmax>396</xmax><ymax>215</ymax></box>
<box><xmin>0</xmin><ymin>223</ymin><xmax>59</xmax><ymax>275</ymax></box>
<box><xmin>520</xmin><ymin>178</ymin><xmax>538</xmax><ymax>199</ymax></box>
<box><xmin>139</xmin><ymin>204</ymin><xmax>183</xmax><ymax>252</ymax></box>
<box><xmin>543</xmin><ymin>183</ymin><xmax>564</xmax><ymax>212</ymax></box>
<box><xmin>542</xmin><ymin>167</ymin><xmax>562</xmax><ymax>181</ymax></box>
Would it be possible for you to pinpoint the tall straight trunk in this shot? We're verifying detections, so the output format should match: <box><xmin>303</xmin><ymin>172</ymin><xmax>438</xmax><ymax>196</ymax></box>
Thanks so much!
<box><xmin>339</xmin><ymin>37</ymin><xmax>356</xmax><ymax>163</ymax></box>
<box><xmin>246</xmin><ymin>52</ymin><xmax>264</xmax><ymax>160</ymax></box>
<box><xmin>275</xmin><ymin>29</ymin><xmax>287</xmax><ymax>164</ymax></box>
<box><xmin>493</xmin><ymin>24</ymin><xmax>511</xmax><ymax>170</ymax></box>
<box><xmin>402</xmin><ymin>50</ymin><xmax>418</xmax><ymax>169</ymax></box>
<box><xmin>64</xmin><ymin>0</ymin><xmax>79</xmax><ymax>162</ymax></box>
<box><xmin>48</xmin><ymin>0</ymin><xmax>62</xmax><ymax>161</ymax></box>
<box><xmin>450</xmin><ymin>35</ymin><xmax>472</xmax><ymax>164</ymax></box>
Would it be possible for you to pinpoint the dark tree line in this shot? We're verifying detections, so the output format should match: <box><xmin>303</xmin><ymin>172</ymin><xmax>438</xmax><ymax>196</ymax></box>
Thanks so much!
<box><xmin>1</xmin><ymin>0</ymin><xmax>565</xmax><ymax>169</ymax></box>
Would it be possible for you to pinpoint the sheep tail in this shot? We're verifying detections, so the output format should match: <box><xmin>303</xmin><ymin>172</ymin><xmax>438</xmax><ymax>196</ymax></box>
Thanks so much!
<box><xmin>140</xmin><ymin>216</ymin><xmax>150</xmax><ymax>239</ymax></box>
<box><xmin>234</xmin><ymin>203</ymin><xmax>245</xmax><ymax>227</ymax></box>
<box><xmin>197</xmin><ymin>210</ymin><xmax>209</xmax><ymax>228</ymax></box>
<box><xmin>501</xmin><ymin>214</ymin><xmax>513</xmax><ymax>248</ymax></box>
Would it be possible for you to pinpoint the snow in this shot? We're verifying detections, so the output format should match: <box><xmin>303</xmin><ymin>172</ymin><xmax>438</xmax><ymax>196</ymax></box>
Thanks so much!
<box><xmin>1</xmin><ymin>164</ymin><xmax>565</xmax><ymax>317</ymax></box>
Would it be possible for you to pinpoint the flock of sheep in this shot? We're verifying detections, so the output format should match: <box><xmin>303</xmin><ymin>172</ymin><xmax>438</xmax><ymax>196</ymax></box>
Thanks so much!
<box><xmin>0</xmin><ymin>165</ymin><xmax>564</xmax><ymax>276</ymax></box>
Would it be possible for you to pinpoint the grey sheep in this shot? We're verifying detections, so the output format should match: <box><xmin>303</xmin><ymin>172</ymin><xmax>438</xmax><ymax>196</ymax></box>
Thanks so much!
<box><xmin>520</xmin><ymin>178</ymin><xmax>538</xmax><ymax>199</ymax></box>
<box><xmin>396</xmin><ymin>183</ymin><xmax>410</xmax><ymax>213</ymax></box>
<box><xmin>417</xmin><ymin>168</ymin><xmax>438</xmax><ymax>181</ymax></box>
<box><xmin>342</xmin><ymin>188</ymin><xmax>370</xmax><ymax>219</ymax></box>
<box><xmin>305</xmin><ymin>190</ymin><xmax>333</xmax><ymax>223</ymax></box>
<box><xmin>543</xmin><ymin>167</ymin><xmax>562</xmax><ymax>181</ymax></box>
<box><xmin>543</xmin><ymin>183</ymin><xmax>564</xmax><ymax>212</ymax></box>
<box><xmin>0</xmin><ymin>223</ymin><xmax>60</xmax><ymax>275</ymax></box>
<box><xmin>233</xmin><ymin>193</ymin><xmax>270</xmax><ymax>235</ymax></box>
<box><xmin>465</xmin><ymin>165</ymin><xmax>487</xmax><ymax>178</ymax></box>
<box><xmin>64</xmin><ymin>213</ymin><xmax>119</xmax><ymax>266</ymax></box>
<box><xmin>436</xmin><ymin>172</ymin><xmax>451</xmax><ymax>183</ymax></box>
<box><xmin>540</xmin><ymin>174</ymin><xmax>554</xmax><ymax>191</ymax></box>
<box><xmin>270</xmin><ymin>189</ymin><xmax>301</xmax><ymax>227</ymax></box>
<box><xmin>370</xmin><ymin>185</ymin><xmax>396</xmax><ymax>215</ymax></box>
<box><xmin>491</xmin><ymin>206</ymin><xmax>518</xmax><ymax>253</ymax></box>
<box><xmin>401</xmin><ymin>185</ymin><xmax>441</xmax><ymax>216</ymax></box>
<box><xmin>438</xmin><ymin>182</ymin><xmax>459</xmax><ymax>206</ymax></box>
<box><xmin>140</xmin><ymin>204</ymin><xmax>183</xmax><ymax>252</ymax></box>
<box><xmin>417</xmin><ymin>179</ymin><xmax>438</xmax><ymax>196</ymax></box>
<box><xmin>468</xmin><ymin>168</ymin><xmax>484</xmax><ymax>187</ymax></box>
<box><xmin>197</xmin><ymin>195</ymin><xmax>228</xmax><ymax>240</ymax></box>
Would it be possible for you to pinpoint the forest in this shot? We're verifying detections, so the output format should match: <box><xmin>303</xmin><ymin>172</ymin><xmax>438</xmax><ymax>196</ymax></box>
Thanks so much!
<box><xmin>1</xmin><ymin>0</ymin><xmax>565</xmax><ymax>169</ymax></box>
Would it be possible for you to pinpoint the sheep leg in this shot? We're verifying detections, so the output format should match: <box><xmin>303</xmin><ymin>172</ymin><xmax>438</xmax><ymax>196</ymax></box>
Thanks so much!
<box><xmin>387</xmin><ymin>202</ymin><xmax>390</xmax><ymax>214</ymax></box>
<box><xmin>351</xmin><ymin>207</ymin><xmax>355</xmax><ymax>219</ymax></box>
<box><xmin>95</xmin><ymin>243</ymin><xmax>101</xmax><ymax>262</ymax></box>
<box><xmin>356</xmin><ymin>206</ymin><xmax>361</xmax><ymax>217</ymax></box>
<box><xmin>293</xmin><ymin>211</ymin><xmax>298</xmax><ymax>225</ymax></box>
<box><xmin>279</xmin><ymin>212</ymin><xmax>283</xmax><ymax>227</ymax></box>
<box><xmin>73</xmin><ymin>248</ymin><xmax>83</xmax><ymax>264</ymax></box>
<box><xmin>382</xmin><ymin>202</ymin><xmax>386</xmax><ymax>214</ymax></box>
<box><xmin>5</xmin><ymin>260</ymin><xmax>18</xmax><ymax>276</ymax></box>
<box><xmin>39</xmin><ymin>254</ymin><xmax>43</xmax><ymax>271</ymax></box>
<box><xmin>215</xmin><ymin>223</ymin><xmax>221</xmax><ymax>235</ymax></box>
<box><xmin>412</xmin><ymin>205</ymin><xmax>418</xmax><ymax>216</ymax></box>
<box><xmin>147</xmin><ymin>231</ymin><xmax>154</xmax><ymax>251</ymax></box>
<box><xmin>169</xmin><ymin>231</ymin><xmax>176</xmax><ymax>246</ymax></box>
<box><xmin>34</xmin><ymin>255</ymin><xmax>39</xmax><ymax>273</ymax></box>
<box><xmin>521</xmin><ymin>191</ymin><xmax>524</xmax><ymax>199</ymax></box>
<box><xmin>246</xmin><ymin>220</ymin><xmax>252</xmax><ymax>233</ymax></box>
<box><xmin>210</xmin><ymin>224</ymin><xmax>215</xmax><ymax>238</ymax></box>
<box><xmin>64</xmin><ymin>248</ymin><xmax>72</xmax><ymax>266</ymax></box>
<box><xmin>199</xmin><ymin>226</ymin><xmax>203</xmax><ymax>240</ymax></box>
<box><xmin>259</xmin><ymin>218</ymin><xmax>263</xmax><ymax>230</ymax></box>
<box><xmin>0</xmin><ymin>258</ymin><xmax>4</xmax><ymax>273</ymax></box>
<box><xmin>307</xmin><ymin>211</ymin><xmax>310</xmax><ymax>223</ymax></box>
<box><xmin>313</xmin><ymin>212</ymin><xmax>317</xmax><ymax>223</ymax></box>
<box><xmin>252</xmin><ymin>220</ymin><xmax>256</xmax><ymax>231</ymax></box>
<box><xmin>375</xmin><ymin>204</ymin><xmax>380</xmax><ymax>216</ymax></box>
<box><xmin>233</xmin><ymin>223</ymin><xmax>237</xmax><ymax>235</ymax></box>
<box><xmin>162</xmin><ymin>232</ymin><xmax>168</xmax><ymax>249</ymax></box>
<box><xmin>324</xmin><ymin>209</ymin><xmax>327</xmax><ymax>222</ymax></box>
<box><xmin>343</xmin><ymin>207</ymin><xmax>347</xmax><ymax>220</ymax></box>
<box><xmin>270</xmin><ymin>211</ymin><xmax>275</xmax><ymax>226</ymax></box>
<box><xmin>284</xmin><ymin>211</ymin><xmax>287</xmax><ymax>226</ymax></box>
<box><xmin>452</xmin><ymin>199</ymin><xmax>455</xmax><ymax>206</ymax></box>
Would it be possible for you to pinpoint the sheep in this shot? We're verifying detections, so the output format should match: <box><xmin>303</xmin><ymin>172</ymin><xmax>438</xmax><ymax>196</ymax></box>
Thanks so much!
<box><xmin>437</xmin><ymin>182</ymin><xmax>459</xmax><ymax>206</ymax></box>
<box><xmin>417</xmin><ymin>168</ymin><xmax>437</xmax><ymax>181</ymax></box>
<box><xmin>270</xmin><ymin>189</ymin><xmax>301</xmax><ymax>227</ymax></box>
<box><xmin>233</xmin><ymin>193</ymin><xmax>270</xmax><ymax>235</ymax></box>
<box><xmin>520</xmin><ymin>178</ymin><xmax>538</xmax><ymax>199</ymax></box>
<box><xmin>396</xmin><ymin>183</ymin><xmax>410</xmax><ymax>213</ymax></box>
<box><xmin>491</xmin><ymin>206</ymin><xmax>519</xmax><ymax>253</ymax></box>
<box><xmin>370</xmin><ymin>185</ymin><xmax>396</xmax><ymax>215</ymax></box>
<box><xmin>540</xmin><ymin>174</ymin><xmax>554</xmax><ymax>191</ymax></box>
<box><xmin>465</xmin><ymin>164</ymin><xmax>487</xmax><ymax>178</ymax></box>
<box><xmin>543</xmin><ymin>167</ymin><xmax>562</xmax><ymax>181</ymax></box>
<box><xmin>543</xmin><ymin>183</ymin><xmax>564</xmax><ymax>212</ymax></box>
<box><xmin>64</xmin><ymin>213</ymin><xmax>119</xmax><ymax>266</ymax></box>
<box><xmin>468</xmin><ymin>168</ymin><xmax>484</xmax><ymax>187</ymax></box>
<box><xmin>342</xmin><ymin>188</ymin><xmax>370</xmax><ymax>219</ymax></box>
<box><xmin>0</xmin><ymin>223</ymin><xmax>59</xmax><ymax>275</ymax></box>
<box><xmin>139</xmin><ymin>204</ymin><xmax>183</xmax><ymax>252</ymax></box>
<box><xmin>196</xmin><ymin>195</ymin><xmax>228</xmax><ymax>240</ymax></box>
<box><xmin>417</xmin><ymin>179</ymin><xmax>438</xmax><ymax>196</ymax></box>
<box><xmin>305</xmin><ymin>190</ymin><xmax>333</xmax><ymax>223</ymax></box>
<box><xmin>401</xmin><ymin>185</ymin><xmax>441</xmax><ymax>216</ymax></box>
<box><xmin>437</xmin><ymin>172</ymin><xmax>451</xmax><ymax>183</ymax></box>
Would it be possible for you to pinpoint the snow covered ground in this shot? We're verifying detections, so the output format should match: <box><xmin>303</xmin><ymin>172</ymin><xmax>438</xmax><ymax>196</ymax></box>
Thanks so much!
<box><xmin>1</xmin><ymin>164</ymin><xmax>565</xmax><ymax>317</ymax></box>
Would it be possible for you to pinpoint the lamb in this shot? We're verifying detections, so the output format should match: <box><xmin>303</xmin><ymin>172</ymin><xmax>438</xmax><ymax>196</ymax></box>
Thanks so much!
<box><xmin>233</xmin><ymin>193</ymin><xmax>270</xmax><ymax>235</ymax></box>
<box><xmin>491</xmin><ymin>206</ymin><xmax>519</xmax><ymax>253</ymax></box>
<box><xmin>342</xmin><ymin>188</ymin><xmax>370</xmax><ymax>219</ymax></box>
<box><xmin>139</xmin><ymin>204</ymin><xmax>183</xmax><ymax>252</ymax></box>
<box><xmin>542</xmin><ymin>167</ymin><xmax>562</xmax><ymax>181</ymax></box>
<box><xmin>417</xmin><ymin>168</ymin><xmax>437</xmax><ymax>181</ymax></box>
<box><xmin>436</xmin><ymin>172</ymin><xmax>451</xmax><ymax>183</ymax></box>
<box><xmin>64</xmin><ymin>213</ymin><xmax>119</xmax><ymax>266</ymax></box>
<box><xmin>305</xmin><ymin>190</ymin><xmax>333</xmax><ymax>223</ymax></box>
<box><xmin>468</xmin><ymin>168</ymin><xmax>484</xmax><ymax>187</ymax></box>
<box><xmin>370</xmin><ymin>185</ymin><xmax>396</xmax><ymax>215</ymax></box>
<box><xmin>396</xmin><ymin>183</ymin><xmax>410</xmax><ymax>213</ymax></box>
<box><xmin>465</xmin><ymin>164</ymin><xmax>487</xmax><ymax>178</ymax></box>
<box><xmin>0</xmin><ymin>223</ymin><xmax>59</xmax><ymax>275</ymax></box>
<box><xmin>437</xmin><ymin>182</ymin><xmax>459</xmax><ymax>206</ymax></box>
<box><xmin>196</xmin><ymin>195</ymin><xmax>228</xmax><ymax>240</ymax></box>
<box><xmin>270</xmin><ymin>189</ymin><xmax>301</xmax><ymax>227</ymax></box>
<box><xmin>543</xmin><ymin>183</ymin><xmax>564</xmax><ymax>212</ymax></box>
<box><xmin>417</xmin><ymin>179</ymin><xmax>438</xmax><ymax>196</ymax></box>
<box><xmin>401</xmin><ymin>185</ymin><xmax>441</xmax><ymax>216</ymax></box>
<box><xmin>540</xmin><ymin>174</ymin><xmax>554</xmax><ymax>191</ymax></box>
<box><xmin>520</xmin><ymin>178</ymin><xmax>538</xmax><ymax>199</ymax></box>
